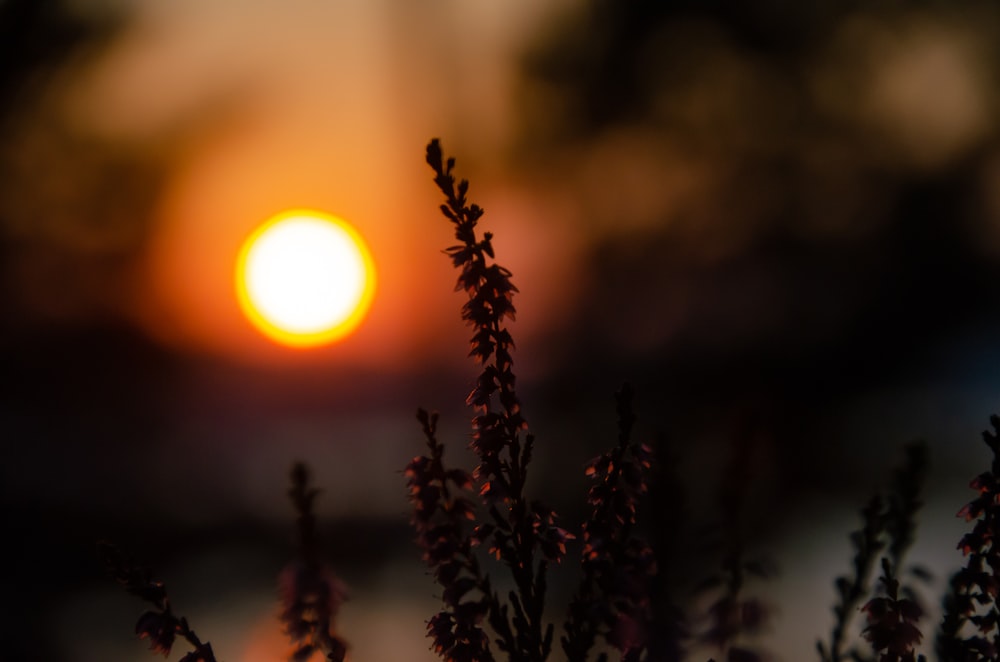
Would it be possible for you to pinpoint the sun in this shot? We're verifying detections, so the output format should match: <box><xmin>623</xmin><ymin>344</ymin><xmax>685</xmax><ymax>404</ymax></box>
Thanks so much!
<box><xmin>235</xmin><ymin>209</ymin><xmax>376</xmax><ymax>348</ymax></box>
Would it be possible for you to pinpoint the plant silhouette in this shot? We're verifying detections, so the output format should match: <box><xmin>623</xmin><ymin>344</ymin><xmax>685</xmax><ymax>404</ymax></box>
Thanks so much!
<box><xmin>98</xmin><ymin>541</ymin><xmax>218</xmax><ymax>662</ymax></box>
<box><xmin>937</xmin><ymin>416</ymin><xmax>1000</xmax><ymax>661</ymax></box>
<box><xmin>101</xmin><ymin>138</ymin><xmax>1000</xmax><ymax>662</ymax></box>
<box><xmin>280</xmin><ymin>463</ymin><xmax>348</xmax><ymax>662</ymax></box>
<box><xmin>406</xmin><ymin>139</ymin><xmax>656</xmax><ymax>662</ymax></box>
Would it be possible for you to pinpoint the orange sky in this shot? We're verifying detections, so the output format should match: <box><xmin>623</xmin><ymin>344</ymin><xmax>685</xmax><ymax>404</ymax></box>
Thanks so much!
<box><xmin>59</xmin><ymin>0</ymin><xmax>577</xmax><ymax>369</ymax></box>
<box><xmin>28</xmin><ymin>0</ymin><xmax>1000</xmax><ymax>373</ymax></box>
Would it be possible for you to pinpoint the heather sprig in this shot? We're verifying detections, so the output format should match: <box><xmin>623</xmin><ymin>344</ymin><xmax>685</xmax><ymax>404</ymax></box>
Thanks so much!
<box><xmin>98</xmin><ymin>541</ymin><xmax>217</xmax><ymax>662</ymax></box>
<box><xmin>817</xmin><ymin>495</ymin><xmax>886</xmax><ymax>662</ymax></box>
<box><xmin>937</xmin><ymin>415</ymin><xmax>1000</xmax><ymax>662</ymax></box>
<box><xmin>861</xmin><ymin>557</ymin><xmax>926</xmax><ymax>662</ymax></box>
<box><xmin>860</xmin><ymin>441</ymin><xmax>929</xmax><ymax>662</ymax></box>
<box><xmin>425</xmin><ymin>138</ymin><xmax>525</xmax><ymax>492</ymax></box>
<box><xmin>405</xmin><ymin>408</ymin><xmax>499</xmax><ymax>661</ymax></box>
<box><xmin>820</xmin><ymin>441</ymin><xmax>929</xmax><ymax>662</ymax></box>
<box><xmin>279</xmin><ymin>462</ymin><xmax>348</xmax><ymax>662</ymax></box>
<box><xmin>422</xmin><ymin>138</ymin><xmax>572</xmax><ymax>662</ymax></box>
<box><xmin>561</xmin><ymin>383</ymin><xmax>656</xmax><ymax>662</ymax></box>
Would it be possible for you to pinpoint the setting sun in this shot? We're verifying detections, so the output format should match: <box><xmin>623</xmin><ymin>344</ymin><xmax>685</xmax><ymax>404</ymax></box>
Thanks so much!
<box><xmin>235</xmin><ymin>210</ymin><xmax>376</xmax><ymax>348</ymax></box>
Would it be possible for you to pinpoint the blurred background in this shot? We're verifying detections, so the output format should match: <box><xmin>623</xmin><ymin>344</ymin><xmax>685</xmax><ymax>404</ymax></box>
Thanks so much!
<box><xmin>3</xmin><ymin>0</ymin><xmax>1000</xmax><ymax>659</ymax></box>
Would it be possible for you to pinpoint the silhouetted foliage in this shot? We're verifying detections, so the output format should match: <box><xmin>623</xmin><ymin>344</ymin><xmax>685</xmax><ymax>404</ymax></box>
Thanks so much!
<box><xmin>937</xmin><ymin>416</ymin><xmax>1000</xmax><ymax>662</ymax></box>
<box><xmin>280</xmin><ymin>462</ymin><xmax>348</xmax><ymax>662</ymax></box>
<box><xmin>819</xmin><ymin>441</ymin><xmax>929</xmax><ymax>662</ymax></box>
<box><xmin>421</xmin><ymin>137</ymin><xmax>572</xmax><ymax>662</ymax></box>
<box><xmin>100</xmin><ymin>462</ymin><xmax>349</xmax><ymax>662</ymax></box>
<box><xmin>406</xmin><ymin>408</ymin><xmax>497</xmax><ymax>662</ymax></box>
<box><xmin>98</xmin><ymin>541</ymin><xmax>218</xmax><ymax>662</ymax></box>
<box><xmin>862</xmin><ymin>557</ymin><xmax>925</xmax><ymax>662</ymax></box>
<box><xmin>101</xmin><ymin>137</ymin><xmax>1000</xmax><ymax>662</ymax></box>
<box><xmin>410</xmin><ymin>139</ymin><xmax>655</xmax><ymax>662</ymax></box>
<box><xmin>859</xmin><ymin>443</ymin><xmax>929</xmax><ymax>662</ymax></box>
<box><xmin>818</xmin><ymin>495</ymin><xmax>886</xmax><ymax>662</ymax></box>
<box><xmin>561</xmin><ymin>384</ymin><xmax>656</xmax><ymax>662</ymax></box>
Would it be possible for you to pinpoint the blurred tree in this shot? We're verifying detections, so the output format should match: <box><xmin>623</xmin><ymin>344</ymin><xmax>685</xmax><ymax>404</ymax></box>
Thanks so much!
<box><xmin>512</xmin><ymin>0</ymin><xmax>1000</xmax><ymax>502</ymax></box>
<box><xmin>0</xmin><ymin>3</ymin><xmax>174</xmax><ymax>660</ymax></box>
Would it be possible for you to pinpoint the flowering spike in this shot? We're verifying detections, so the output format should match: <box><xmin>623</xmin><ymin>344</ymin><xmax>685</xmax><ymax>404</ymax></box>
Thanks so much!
<box><xmin>418</xmin><ymin>139</ymin><xmax>569</xmax><ymax>661</ymax></box>
<box><xmin>939</xmin><ymin>416</ymin><xmax>1000</xmax><ymax>660</ymax></box>
<box><xmin>281</xmin><ymin>463</ymin><xmax>348</xmax><ymax>662</ymax></box>
<box><xmin>563</xmin><ymin>385</ymin><xmax>656</xmax><ymax>661</ymax></box>
<box><xmin>99</xmin><ymin>542</ymin><xmax>218</xmax><ymax>661</ymax></box>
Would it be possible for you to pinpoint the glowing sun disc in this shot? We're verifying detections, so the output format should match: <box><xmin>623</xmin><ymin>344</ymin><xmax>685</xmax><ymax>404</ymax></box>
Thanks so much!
<box><xmin>235</xmin><ymin>210</ymin><xmax>375</xmax><ymax>347</ymax></box>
